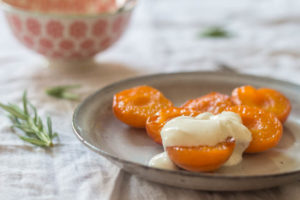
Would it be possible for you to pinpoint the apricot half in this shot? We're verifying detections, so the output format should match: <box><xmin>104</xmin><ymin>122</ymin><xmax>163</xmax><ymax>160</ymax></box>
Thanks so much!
<box><xmin>146</xmin><ymin>107</ymin><xmax>199</xmax><ymax>144</ymax></box>
<box><xmin>227</xmin><ymin>105</ymin><xmax>283</xmax><ymax>153</ymax></box>
<box><xmin>182</xmin><ymin>92</ymin><xmax>234</xmax><ymax>114</ymax></box>
<box><xmin>113</xmin><ymin>86</ymin><xmax>173</xmax><ymax>128</ymax></box>
<box><xmin>166</xmin><ymin>138</ymin><xmax>235</xmax><ymax>172</ymax></box>
<box><xmin>231</xmin><ymin>85</ymin><xmax>291</xmax><ymax>123</ymax></box>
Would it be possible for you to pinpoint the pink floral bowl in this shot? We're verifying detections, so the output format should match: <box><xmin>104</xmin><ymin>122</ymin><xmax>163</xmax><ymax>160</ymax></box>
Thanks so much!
<box><xmin>1</xmin><ymin>0</ymin><xmax>136</xmax><ymax>61</ymax></box>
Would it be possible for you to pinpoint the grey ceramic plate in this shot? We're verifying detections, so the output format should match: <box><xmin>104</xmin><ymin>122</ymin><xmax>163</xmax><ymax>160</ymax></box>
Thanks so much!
<box><xmin>72</xmin><ymin>71</ymin><xmax>300</xmax><ymax>191</ymax></box>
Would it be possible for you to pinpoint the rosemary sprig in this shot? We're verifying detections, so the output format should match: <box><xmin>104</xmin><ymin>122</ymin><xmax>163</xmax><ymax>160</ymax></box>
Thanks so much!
<box><xmin>200</xmin><ymin>26</ymin><xmax>231</xmax><ymax>38</ymax></box>
<box><xmin>0</xmin><ymin>91</ymin><xmax>58</xmax><ymax>147</ymax></box>
<box><xmin>46</xmin><ymin>84</ymin><xmax>81</xmax><ymax>100</ymax></box>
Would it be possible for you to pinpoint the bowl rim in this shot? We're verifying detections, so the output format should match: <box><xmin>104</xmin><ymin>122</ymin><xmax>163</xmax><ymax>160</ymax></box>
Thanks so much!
<box><xmin>72</xmin><ymin>71</ymin><xmax>300</xmax><ymax>180</ymax></box>
<box><xmin>0</xmin><ymin>0</ymin><xmax>136</xmax><ymax>18</ymax></box>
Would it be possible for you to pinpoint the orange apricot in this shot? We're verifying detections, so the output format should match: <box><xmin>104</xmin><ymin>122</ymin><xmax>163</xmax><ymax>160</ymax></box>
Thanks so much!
<box><xmin>166</xmin><ymin>138</ymin><xmax>235</xmax><ymax>172</ymax></box>
<box><xmin>113</xmin><ymin>85</ymin><xmax>173</xmax><ymax>128</ymax></box>
<box><xmin>226</xmin><ymin>105</ymin><xmax>283</xmax><ymax>153</ymax></box>
<box><xmin>146</xmin><ymin>107</ymin><xmax>199</xmax><ymax>144</ymax></box>
<box><xmin>231</xmin><ymin>85</ymin><xmax>291</xmax><ymax>123</ymax></box>
<box><xmin>182</xmin><ymin>92</ymin><xmax>234</xmax><ymax>114</ymax></box>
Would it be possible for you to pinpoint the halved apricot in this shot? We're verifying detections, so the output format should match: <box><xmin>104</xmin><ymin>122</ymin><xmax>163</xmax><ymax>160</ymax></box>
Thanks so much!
<box><xmin>231</xmin><ymin>85</ymin><xmax>291</xmax><ymax>123</ymax></box>
<box><xmin>113</xmin><ymin>86</ymin><xmax>173</xmax><ymax>128</ymax></box>
<box><xmin>227</xmin><ymin>105</ymin><xmax>283</xmax><ymax>153</ymax></box>
<box><xmin>146</xmin><ymin>107</ymin><xmax>199</xmax><ymax>144</ymax></box>
<box><xmin>182</xmin><ymin>92</ymin><xmax>234</xmax><ymax>114</ymax></box>
<box><xmin>166</xmin><ymin>138</ymin><xmax>235</xmax><ymax>172</ymax></box>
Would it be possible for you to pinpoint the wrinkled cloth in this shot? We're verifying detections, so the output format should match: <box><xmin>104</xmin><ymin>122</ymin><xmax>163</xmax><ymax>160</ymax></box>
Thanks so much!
<box><xmin>1</xmin><ymin>0</ymin><xmax>300</xmax><ymax>199</ymax></box>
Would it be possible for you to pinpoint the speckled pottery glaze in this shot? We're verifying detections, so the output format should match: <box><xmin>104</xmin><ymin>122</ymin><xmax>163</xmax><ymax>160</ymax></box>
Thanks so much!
<box><xmin>1</xmin><ymin>0</ymin><xmax>135</xmax><ymax>60</ymax></box>
<box><xmin>72</xmin><ymin>72</ymin><xmax>300</xmax><ymax>191</ymax></box>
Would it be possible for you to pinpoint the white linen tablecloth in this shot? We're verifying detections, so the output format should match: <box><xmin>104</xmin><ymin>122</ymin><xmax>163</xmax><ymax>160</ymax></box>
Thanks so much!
<box><xmin>1</xmin><ymin>0</ymin><xmax>300</xmax><ymax>199</ymax></box>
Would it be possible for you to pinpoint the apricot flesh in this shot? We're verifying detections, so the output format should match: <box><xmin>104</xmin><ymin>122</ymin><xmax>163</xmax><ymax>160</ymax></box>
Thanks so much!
<box><xmin>113</xmin><ymin>86</ymin><xmax>173</xmax><ymax>128</ymax></box>
<box><xmin>182</xmin><ymin>92</ymin><xmax>234</xmax><ymax>114</ymax></box>
<box><xmin>166</xmin><ymin>138</ymin><xmax>235</xmax><ymax>172</ymax></box>
<box><xmin>231</xmin><ymin>85</ymin><xmax>291</xmax><ymax>123</ymax></box>
<box><xmin>227</xmin><ymin>105</ymin><xmax>283</xmax><ymax>153</ymax></box>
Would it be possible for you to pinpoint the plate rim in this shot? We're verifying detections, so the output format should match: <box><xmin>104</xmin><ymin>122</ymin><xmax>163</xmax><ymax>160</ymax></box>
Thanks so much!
<box><xmin>72</xmin><ymin>71</ymin><xmax>300</xmax><ymax>180</ymax></box>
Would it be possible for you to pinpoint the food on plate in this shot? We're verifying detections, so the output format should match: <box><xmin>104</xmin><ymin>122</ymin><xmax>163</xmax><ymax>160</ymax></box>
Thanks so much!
<box><xmin>182</xmin><ymin>92</ymin><xmax>234</xmax><ymax>114</ymax></box>
<box><xmin>150</xmin><ymin>112</ymin><xmax>251</xmax><ymax>172</ymax></box>
<box><xmin>113</xmin><ymin>85</ymin><xmax>173</xmax><ymax>128</ymax></box>
<box><xmin>231</xmin><ymin>85</ymin><xmax>291</xmax><ymax>123</ymax></box>
<box><xmin>146</xmin><ymin>107</ymin><xmax>199</xmax><ymax>144</ymax></box>
<box><xmin>226</xmin><ymin>105</ymin><xmax>283</xmax><ymax>153</ymax></box>
<box><xmin>149</xmin><ymin>152</ymin><xmax>178</xmax><ymax>170</ymax></box>
<box><xmin>166</xmin><ymin>139</ymin><xmax>235</xmax><ymax>172</ymax></box>
<box><xmin>112</xmin><ymin>85</ymin><xmax>290</xmax><ymax>172</ymax></box>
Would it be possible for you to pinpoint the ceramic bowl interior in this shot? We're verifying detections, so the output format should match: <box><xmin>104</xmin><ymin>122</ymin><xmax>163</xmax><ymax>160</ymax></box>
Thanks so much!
<box><xmin>73</xmin><ymin>72</ymin><xmax>300</xmax><ymax>191</ymax></box>
<box><xmin>1</xmin><ymin>0</ymin><xmax>135</xmax><ymax>60</ymax></box>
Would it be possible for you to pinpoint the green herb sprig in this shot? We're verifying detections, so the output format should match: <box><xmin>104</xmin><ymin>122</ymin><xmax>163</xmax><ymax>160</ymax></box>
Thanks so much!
<box><xmin>0</xmin><ymin>92</ymin><xmax>58</xmax><ymax>147</ymax></box>
<box><xmin>46</xmin><ymin>84</ymin><xmax>81</xmax><ymax>100</ymax></box>
<box><xmin>200</xmin><ymin>26</ymin><xmax>231</xmax><ymax>38</ymax></box>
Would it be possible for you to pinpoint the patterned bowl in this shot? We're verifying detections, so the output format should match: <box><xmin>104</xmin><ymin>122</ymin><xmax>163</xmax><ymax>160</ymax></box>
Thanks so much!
<box><xmin>1</xmin><ymin>0</ymin><xmax>135</xmax><ymax>60</ymax></box>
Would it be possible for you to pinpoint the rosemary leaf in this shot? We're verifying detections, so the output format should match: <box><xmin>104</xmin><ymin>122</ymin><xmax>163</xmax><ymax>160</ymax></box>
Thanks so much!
<box><xmin>47</xmin><ymin>116</ymin><xmax>53</xmax><ymax>138</ymax></box>
<box><xmin>23</xmin><ymin>91</ymin><xmax>29</xmax><ymax>115</ymax></box>
<box><xmin>46</xmin><ymin>84</ymin><xmax>81</xmax><ymax>100</ymax></box>
<box><xmin>0</xmin><ymin>103</ymin><xmax>27</xmax><ymax>120</ymax></box>
<box><xmin>0</xmin><ymin>91</ymin><xmax>58</xmax><ymax>147</ymax></box>
<box><xmin>200</xmin><ymin>26</ymin><xmax>231</xmax><ymax>38</ymax></box>
<box><xmin>19</xmin><ymin>136</ymin><xmax>49</xmax><ymax>147</ymax></box>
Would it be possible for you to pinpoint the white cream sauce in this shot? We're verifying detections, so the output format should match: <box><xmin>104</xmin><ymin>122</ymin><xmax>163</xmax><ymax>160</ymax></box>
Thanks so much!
<box><xmin>148</xmin><ymin>152</ymin><xmax>177</xmax><ymax>170</ymax></box>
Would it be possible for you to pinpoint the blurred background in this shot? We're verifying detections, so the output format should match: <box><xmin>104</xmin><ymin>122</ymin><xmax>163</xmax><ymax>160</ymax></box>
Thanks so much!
<box><xmin>1</xmin><ymin>0</ymin><xmax>300</xmax><ymax>83</ymax></box>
